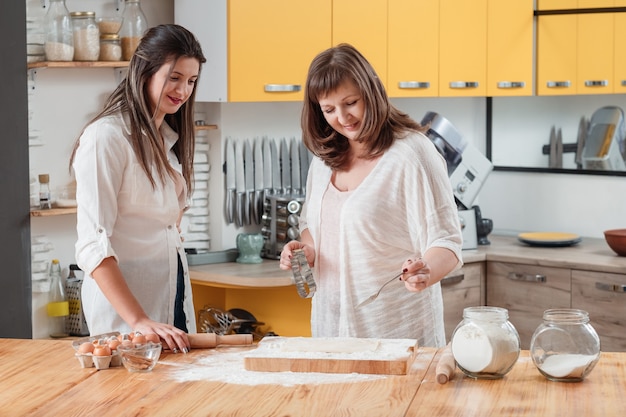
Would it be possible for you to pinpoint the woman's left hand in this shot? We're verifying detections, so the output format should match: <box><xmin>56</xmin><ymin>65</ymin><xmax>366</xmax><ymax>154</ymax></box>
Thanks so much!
<box><xmin>401</xmin><ymin>258</ymin><xmax>431</xmax><ymax>292</ymax></box>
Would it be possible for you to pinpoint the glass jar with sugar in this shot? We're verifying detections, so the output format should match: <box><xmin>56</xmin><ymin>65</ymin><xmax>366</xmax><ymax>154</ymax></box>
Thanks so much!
<box><xmin>71</xmin><ymin>11</ymin><xmax>100</xmax><ymax>61</ymax></box>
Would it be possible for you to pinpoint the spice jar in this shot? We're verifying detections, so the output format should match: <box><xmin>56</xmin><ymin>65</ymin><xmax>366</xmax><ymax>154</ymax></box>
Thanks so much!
<box><xmin>120</xmin><ymin>0</ymin><xmax>148</xmax><ymax>61</ymax></box>
<box><xmin>530</xmin><ymin>309</ymin><xmax>601</xmax><ymax>382</ymax></box>
<box><xmin>451</xmin><ymin>306</ymin><xmax>520</xmax><ymax>379</ymax></box>
<box><xmin>43</xmin><ymin>0</ymin><xmax>74</xmax><ymax>61</ymax></box>
<box><xmin>99</xmin><ymin>34</ymin><xmax>122</xmax><ymax>61</ymax></box>
<box><xmin>71</xmin><ymin>12</ymin><xmax>100</xmax><ymax>61</ymax></box>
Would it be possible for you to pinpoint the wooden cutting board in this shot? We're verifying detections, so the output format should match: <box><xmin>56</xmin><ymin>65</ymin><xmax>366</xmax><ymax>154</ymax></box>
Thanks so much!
<box><xmin>243</xmin><ymin>337</ymin><xmax>419</xmax><ymax>375</ymax></box>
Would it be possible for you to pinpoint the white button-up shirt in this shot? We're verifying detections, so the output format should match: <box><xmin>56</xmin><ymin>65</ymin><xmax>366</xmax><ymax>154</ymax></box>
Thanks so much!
<box><xmin>73</xmin><ymin>112</ymin><xmax>196</xmax><ymax>335</ymax></box>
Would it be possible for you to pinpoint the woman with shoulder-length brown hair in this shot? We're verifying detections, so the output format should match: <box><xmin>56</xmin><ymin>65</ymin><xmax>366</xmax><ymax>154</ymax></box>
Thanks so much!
<box><xmin>280</xmin><ymin>43</ymin><xmax>463</xmax><ymax>347</ymax></box>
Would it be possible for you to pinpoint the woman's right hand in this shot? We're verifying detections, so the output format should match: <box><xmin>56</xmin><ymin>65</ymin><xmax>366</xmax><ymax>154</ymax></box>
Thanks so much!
<box><xmin>279</xmin><ymin>240</ymin><xmax>315</xmax><ymax>271</ymax></box>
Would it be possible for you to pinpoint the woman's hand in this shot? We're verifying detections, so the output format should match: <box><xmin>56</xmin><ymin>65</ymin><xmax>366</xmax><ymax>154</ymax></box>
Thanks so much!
<box><xmin>133</xmin><ymin>318</ymin><xmax>190</xmax><ymax>353</ymax></box>
<box><xmin>401</xmin><ymin>258</ymin><xmax>431</xmax><ymax>292</ymax></box>
<box><xmin>279</xmin><ymin>240</ymin><xmax>315</xmax><ymax>271</ymax></box>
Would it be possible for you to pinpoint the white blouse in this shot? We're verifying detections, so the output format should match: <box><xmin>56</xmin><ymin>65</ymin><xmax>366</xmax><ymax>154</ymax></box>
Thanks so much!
<box><xmin>300</xmin><ymin>132</ymin><xmax>463</xmax><ymax>347</ymax></box>
<box><xmin>73</xmin><ymin>112</ymin><xmax>196</xmax><ymax>335</ymax></box>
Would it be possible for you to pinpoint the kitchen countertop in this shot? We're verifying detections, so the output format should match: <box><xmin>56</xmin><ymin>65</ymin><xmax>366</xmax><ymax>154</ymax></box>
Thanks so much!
<box><xmin>190</xmin><ymin>234</ymin><xmax>626</xmax><ymax>288</ymax></box>
<box><xmin>4</xmin><ymin>338</ymin><xmax>625</xmax><ymax>416</ymax></box>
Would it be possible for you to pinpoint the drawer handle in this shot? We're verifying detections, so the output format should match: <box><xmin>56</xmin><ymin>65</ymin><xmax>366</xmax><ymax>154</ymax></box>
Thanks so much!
<box><xmin>264</xmin><ymin>84</ymin><xmax>301</xmax><ymax>93</ymax></box>
<box><xmin>497</xmin><ymin>81</ymin><xmax>525</xmax><ymax>89</ymax></box>
<box><xmin>595</xmin><ymin>282</ymin><xmax>626</xmax><ymax>293</ymax></box>
<box><xmin>584</xmin><ymin>80</ymin><xmax>608</xmax><ymax>87</ymax></box>
<box><xmin>398</xmin><ymin>81</ymin><xmax>430</xmax><ymax>89</ymax></box>
<box><xmin>507</xmin><ymin>272</ymin><xmax>546</xmax><ymax>283</ymax></box>
<box><xmin>441</xmin><ymin>274</ymin><xmax>464</xmax><ymax>286</ymax></box>
<box><xmin>449</xmin><ymin>81</ymin><xmax>479</xmax><ymax>89</ymax></box>
<box><xmin>546</xmin><ymin>81</ymin><xmax>571</xmax><ymax>88</ymax></box>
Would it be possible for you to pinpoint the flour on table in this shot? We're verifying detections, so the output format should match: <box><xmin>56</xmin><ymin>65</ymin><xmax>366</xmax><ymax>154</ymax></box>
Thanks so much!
<box><xmin>280</xmin><ymin>337</ymin><xmax>380</xmax><ymax>353</ymax></box>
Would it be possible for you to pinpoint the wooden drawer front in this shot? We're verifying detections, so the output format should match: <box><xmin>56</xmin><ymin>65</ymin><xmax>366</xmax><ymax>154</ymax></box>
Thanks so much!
<box><xmin>572</xmin><ymin>270</ymin><xmax>626</xmax><ymax>352</ymax></box>
<box><xmin>486</xmin><ymin>262</ymin><xmax>571</xmax><ymax>349</ymax></box>
<box><xmin>441</xmin><ymin>263</ymin><xmax>485</xmax><ymax>342</ymax></box>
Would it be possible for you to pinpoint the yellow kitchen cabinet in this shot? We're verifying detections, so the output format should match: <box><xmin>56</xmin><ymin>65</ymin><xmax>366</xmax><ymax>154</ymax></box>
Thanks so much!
<box><xmin>332</xmin><ymin>0</ymin><xmax>388</xmax><ymax>86</ymax></box>
<box><xmin>572</xmin><ymin>269</ymin><xmax>626</xmax><ymax>352</ymax></box>
<box><xmin>536</xmin><ymin>14</ymin><xmax>578</xmax><ymax>95</ymax></box>
<box><xmin>438</xmin><ymin>0</ymin><xmax>487</xmax><ymax>97</ymax></box>
<box><xmin>175</xmin><ymin>0</ymin><xmax>331</xmax><ymax>102</ymax></box>
<box><xmin>577</xmin><ymin>12</ymin><xmax>613</xmax><ymax>94</ymax></box>
<box><xmin>613</xmin><ymin>10</ymin><xmax>626</xmax><ymax>93</ymax></box>
<box><xmin>441</xmin><ymin>262</ymin><xmax>485</xmax><ymax>342</ymax></box>
<box><xmin>536</xmin><ymin>0</ymin><xmax>577</xmax><ymax>8</ymax></box>
<box><xmin>486</xmin><ymin>0</ymin><xmax>534</xmax><ymax>96</ymax></box>
<box><xmin>486</xmin><ymin>261</ymin><xmax>571</xmax><ymax>349</ymax></box>
<box><xmin>387</xmin><ymin>0</ymin><xmax>439</xmax><ymax>98</ymax></box>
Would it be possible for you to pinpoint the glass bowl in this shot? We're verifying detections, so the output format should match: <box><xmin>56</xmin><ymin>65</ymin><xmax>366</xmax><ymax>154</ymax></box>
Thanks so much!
<box><xmin>117</xmin><ymin>342</ymin><xmax>162</xmax><ymax>372</ymax></box>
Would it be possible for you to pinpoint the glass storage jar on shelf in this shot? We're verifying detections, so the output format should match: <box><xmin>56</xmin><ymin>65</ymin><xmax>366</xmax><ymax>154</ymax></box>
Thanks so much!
<box><xmin>530</xmin><ymin>309</ymin><xmax>601</xmax><ymax>382</ymax></box>
<box><xmin>451</xmin><ymin>306</ymin><xmax>521</xmax><ymax>379</ymax></box>
<box><xmin>120</xmin><ymin>0</ymin><xmax>148</xmax><ymax>61</ymax></box>
<box><xmin>99</xmin><ymin>34</ymin><xmax>122</xmax><ymax>61</ymax></box>
<box><xmin>44</xmin><ymin>0</ymin><xmax>74</xmax><ymax>61</ymax></box>
<box><xmin>71</xmin><ymin>11</ymin><xmax>100</xmax><ymax>61</ymax></box>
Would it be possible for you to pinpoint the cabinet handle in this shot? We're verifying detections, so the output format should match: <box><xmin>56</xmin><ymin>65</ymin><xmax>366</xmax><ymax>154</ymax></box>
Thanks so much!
<box><xmin>621</xmin><ymin>80</ymin><xmax>626</xmax><ymax>87</ymax></box>
<box><xmin>264</xmin><ymin>84</ymin><xmax>301</xmax><ymax>93</ymax></box>
<box><xmin>449</xmin><ymin>81</ymin><xmax>479</xmax><ymax>89</ymax></box>
<box><xmin>546</xmin><ymin>81</ymin><xmax>571</xmax><ymax>88</ymax></box>
<box><xmin>584</xmin><ymin>80</ymin><xmax>608</xmax><ymax>87</ymax></box>
<box><xmin>398</xmin><ymin>81</ymin><xmax>430</xmax><ymax>89</ymax></box>
<box><xmin>497</xmin><ymin>81</ymin><xmax>525</xmax><ymax>89</ymax></box>
<box><xmin>595</xmin><ymin>282</ymin><xmax>626</xmax><ymax>293</ymax></box>
<box><xmin>441</xmin><ymin>274</ymin><xmax>464</xmax><ymax>286</ymax></box>
<box><xmin>507</xmin><ymin>272</ymin><xmax>546</xmax><ymax>283</ymax></box>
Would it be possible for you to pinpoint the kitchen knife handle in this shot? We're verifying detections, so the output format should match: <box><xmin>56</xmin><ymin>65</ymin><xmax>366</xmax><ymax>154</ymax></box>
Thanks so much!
<box><xmin>225</xmin><ymin>189</ymin><xmax>235</xmax><ymax>224</ymax></box>
<box><xmin>497</xmin><ymin>81</ymin><xmax>525</xmax><ymax>89</ymax></box>
<box><xmin>449</xmin><ymin>81</ymin><xmax>479</xmax><ymax>89</ymax></box>
<box><xmin>264</xmin><ymin>84</ymin><xmax>301</xmax><ymax>92</ymax></box>
<box><xmin>236</xmin><ymin>192</ymin><xmax>244</xmax><ymax>227</ymax></box>
<box><xmin>398</xmin><ymin>81</ymin><xmax>430</xmax><ymax>89</ymax></box>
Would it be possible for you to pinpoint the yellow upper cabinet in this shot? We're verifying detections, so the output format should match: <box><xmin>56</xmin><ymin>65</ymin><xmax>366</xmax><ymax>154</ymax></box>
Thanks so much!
<box><xmin>614</xmin><ymin>10</ymin><xmax>626</xmax><ymax>93</ymax></box>
<box><xmin>487</xmin><ymin>0</ymin><xmax>534</xmax><ymax>96</ymax></box>
<box><xmin>577</xmin><ymin>11</ymin><xmax>613</xmax><ymax>94</ymax></box>
<box><xmin>536</xmin><ymin>14</ymin><xmax>578</xmax><ymax>95</ymax></box>
<box><xmin>229</xmin><ymin>0</ymin><xmax>331</xmax><ymax>102</ymax></box>
<box><xmin>332</xmin><ymin>0</ymin><xmax>388</xmax><ymax>86</ymax></box>
<box><xmin>387</xmin><ymin>0</ymin><xmax>439</xmax><ymax>98</ymax></box>
<box><xmin>175</xmin><ymin>0</ymin><xmax>331</xmax><ymax>102</ymax></box>
<box><xmin>439</xmin><ymin>0</ymin><xmax>487</xmax><ymax>97</ymax></box>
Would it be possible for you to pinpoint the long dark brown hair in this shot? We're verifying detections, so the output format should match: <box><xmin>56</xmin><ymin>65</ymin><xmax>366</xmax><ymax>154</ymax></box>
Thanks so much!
<box><xmin>301</xmin><ymin>43</ymin><xmax>426</xmax><ymax>170</ymax></box>
<box><xmin>70</xmin><ymin>24</ymin><xmax>206</xmax><ymax>191</ymax></box>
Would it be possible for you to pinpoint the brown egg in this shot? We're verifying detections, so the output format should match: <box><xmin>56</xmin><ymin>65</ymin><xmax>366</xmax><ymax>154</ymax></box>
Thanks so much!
<box><xmin>93</xmin><ymin>345</ymin><xmax>112</xmax><ymax>356</ymax></box>
<box><xmin>107</xmin><ymin>338</ymin><xmax>121</xmax><ymax>351</ymax></box>
<box><xmin>132</xmin><ymin>334</ymin><xmax>147</xmax><ymax>345</ymax></box>
<box><xmin>144</xmin><ymin>333</ymin><xmax>160</xmax><ymax>344</ymax></box>
<box><xmin>77</xmin><ymin>342</ymin><xmax>95</xmax><ymax>354</ymax></box>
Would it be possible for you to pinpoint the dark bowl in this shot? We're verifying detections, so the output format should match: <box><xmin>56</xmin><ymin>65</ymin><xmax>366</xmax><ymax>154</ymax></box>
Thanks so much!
<box><xmin>604</xmin><ymin>229</ymin><xmax>626</xmax><ymax>256</ymax></box>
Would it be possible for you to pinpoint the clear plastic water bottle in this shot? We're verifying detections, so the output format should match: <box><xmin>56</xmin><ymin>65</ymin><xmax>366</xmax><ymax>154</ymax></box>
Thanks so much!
<box><xmin>120</xmin><ymin>0</ymin><xmax>148</xmax><ymax>61</ymax></box>
<box><xmin>43</xmin><ymin>0</ymin><xmax>74</xmax><ymax>61</ymax></box>
<box><xmin>46</xmin><ymin>259</ymin><xmax>69</xmax><ymax>338</ymax></box>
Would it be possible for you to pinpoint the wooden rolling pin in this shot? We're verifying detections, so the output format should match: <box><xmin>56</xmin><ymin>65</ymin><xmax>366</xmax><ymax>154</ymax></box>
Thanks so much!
<box><xmin>436</xmin><ymin>343</ymin><xmax>456</xmax><ymax>384</ymax></box>
<box><xmin>188</xmin><ymin>333</ymin><xmax>253</xmax><ymax>349</ymax></box>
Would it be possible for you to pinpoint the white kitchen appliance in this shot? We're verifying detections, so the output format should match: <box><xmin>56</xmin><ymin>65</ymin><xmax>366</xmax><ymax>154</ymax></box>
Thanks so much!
<box><xmin>458</xmin><ymin>208</ymin><xmax>478</xmax><ymax>250</ymax></box>
<box><xmin>582</xmin><ymin>106</ymin><xmax>626</xmax><ymax>171</ymax></box>
<box><xmin>421</xmin><ymin>112</ymin><xmax>494</xmax><ymax>210</ymax></box>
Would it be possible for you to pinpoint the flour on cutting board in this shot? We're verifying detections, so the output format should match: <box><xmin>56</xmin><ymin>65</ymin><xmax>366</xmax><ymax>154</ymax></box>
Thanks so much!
<box><xmin>164</xmin><ymin>337</ymin><xmax>421</xmax><ymax>387</ymax></box>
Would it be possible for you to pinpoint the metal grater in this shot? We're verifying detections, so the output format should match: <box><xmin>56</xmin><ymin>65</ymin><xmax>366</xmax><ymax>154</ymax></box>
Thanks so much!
<box><xmin>65</xmin><ymin>264</ymin><xmax>90</xmax><ymax>336</ymax></box>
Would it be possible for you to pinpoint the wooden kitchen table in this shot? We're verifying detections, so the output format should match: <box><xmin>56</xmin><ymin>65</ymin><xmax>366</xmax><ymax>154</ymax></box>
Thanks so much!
<box><xmin>3</xmin><ymin>338</ymin><xmax>626</xmax><ymax>416</ymax></box>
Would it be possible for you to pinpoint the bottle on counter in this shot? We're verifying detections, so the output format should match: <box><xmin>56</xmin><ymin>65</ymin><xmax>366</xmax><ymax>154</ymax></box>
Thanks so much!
<box><xmin>46</xmin><ymin>259</ymin><xmax>69</xmax><ymax>338</ymax></box>
<box><xmin>70</xmin><ymin>11</ymin><xmax>100</xmax><ymax>61</ymax></box>
<box><xmin>43</xmin><ymin>0</ymin><xmax>74</xmax><ymax>61</ymax></box>
<box><xmin>119</xmin><ymin>0</ymin><xmax>148</xmax><ymax>61</ymax></box>
<box><xmin>530</xmin><ymin>309</ymin><xmax>601</xmax><ymax>382</ymax></box>
<box><xmin>450</xmin><ymin>306</ymin><xmax>520</xmax><ymax>379</ymax></box>
<box><xmin>38</xmin><ymin>174</ymin><xmax>52</xmax><ymax>209</ymax></box>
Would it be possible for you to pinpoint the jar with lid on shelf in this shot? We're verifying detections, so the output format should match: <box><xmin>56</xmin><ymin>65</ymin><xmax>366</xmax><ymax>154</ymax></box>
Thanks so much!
<box><xmin>119</xmin><ymin>0</ymin><xmax>148</xmax><ymax>61</ymax></box>
<box><xmin>451</xmin><ymin>306</ymin><xmax>520</xmax><ymax>379</ymax></box>
<box><xmin>43</xmin><ymin>0</ymin><xmax>74</xmax><ymax>61</ymax></box>
<box><xmin>70</xmin><ymin>11</ymin><xmax>100</xmax><ymax>61</ymax></box>
<box><xmin>99</xmin><ymin>34</ymin><xmax>122</xmax><ymax>61</ymax></box>
<box><xmin>530</xmin><ymin>309</ymin><xmax>601</xmax><ymax>382</ymax></box>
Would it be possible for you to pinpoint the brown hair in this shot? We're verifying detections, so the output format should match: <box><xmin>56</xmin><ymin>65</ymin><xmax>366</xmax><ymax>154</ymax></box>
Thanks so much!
<box><xmin>301</xmin><ymin>43</ymin><xmax>426</xmax><ymax>170</ymax></box>
<box><xmin>70</xmin><ymin>24</ymin><xmax>206</xmax><ymax>191</ymax></box>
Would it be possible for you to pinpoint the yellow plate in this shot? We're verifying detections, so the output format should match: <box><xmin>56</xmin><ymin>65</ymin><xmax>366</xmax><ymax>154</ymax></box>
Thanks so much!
<box><xmin>518</xmin><ymin>232</ymin><xmax>582</xmax><ymax>247</ymax></box>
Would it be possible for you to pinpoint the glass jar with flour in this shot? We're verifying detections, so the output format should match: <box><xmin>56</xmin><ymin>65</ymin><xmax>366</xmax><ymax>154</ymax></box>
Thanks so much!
<box><xmin>530</xmin><ymin>309</ymin><xmax>600</xmax><ymax>382</ymax></box>
<box><xmin>451</xmin><ymin>306</ymin><xmax>520</xmax><ymax>379</ymax></box>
